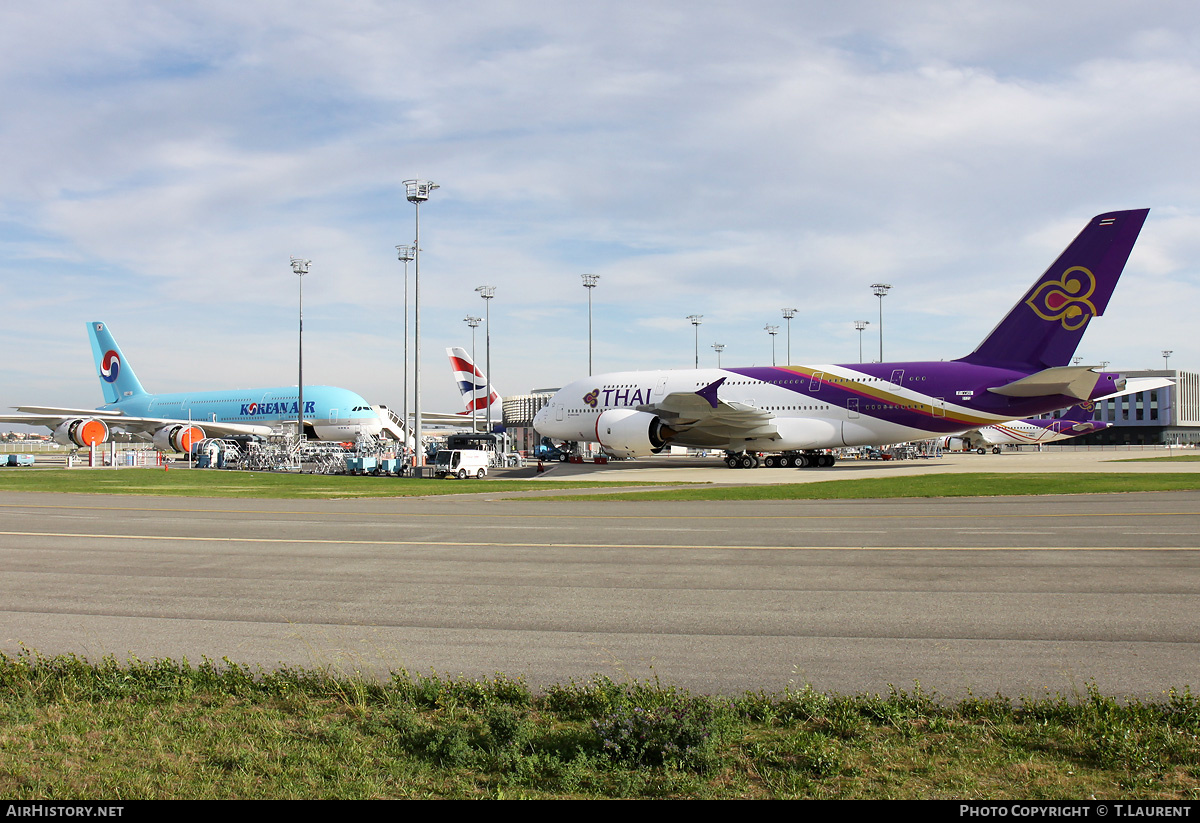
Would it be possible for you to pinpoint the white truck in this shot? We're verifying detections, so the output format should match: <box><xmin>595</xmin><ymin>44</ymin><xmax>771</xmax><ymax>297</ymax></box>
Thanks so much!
<box><xmin>432</xmin><ymin>449</ymin><xmax>490</xmax><ymax>479</ymax></box>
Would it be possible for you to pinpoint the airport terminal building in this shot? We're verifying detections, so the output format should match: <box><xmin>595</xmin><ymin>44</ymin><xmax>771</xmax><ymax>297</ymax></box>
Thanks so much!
<box><xmin>1076</xmin><ymin>369</ymin><xmax>1200</xmax><ymax>446</ymax></box>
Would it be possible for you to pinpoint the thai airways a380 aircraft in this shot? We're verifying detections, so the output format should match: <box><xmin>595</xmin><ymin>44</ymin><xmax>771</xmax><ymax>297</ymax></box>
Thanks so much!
<box><xmin>533</xmin><ymin>209</ymin><xmax>1151</xmax><ymax>468</ymax></box>
<box><xmin>1</xmin><ymin>321</ymin><xmax>389</xmax><ymax>452</ymax></box>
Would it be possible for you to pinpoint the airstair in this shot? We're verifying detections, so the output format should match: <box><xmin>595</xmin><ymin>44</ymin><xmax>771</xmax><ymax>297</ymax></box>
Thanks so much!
<box><xmin>374</xmin><ymin>405</ymin><xmax>410</xmax><ymax>443</ymax></box>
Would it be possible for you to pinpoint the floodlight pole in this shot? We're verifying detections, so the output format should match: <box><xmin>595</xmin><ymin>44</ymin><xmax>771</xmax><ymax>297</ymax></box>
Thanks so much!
<box><xmin>871</xmin><ymin>283</ymin><xmax>892</xmax><ymax>362</ymax></box>
<box><xmin>1163</xmin><ymin>350</ymin><xmax>1173</xmax><ymax>370</ymax></box>
<box><xmin>396</xmin><ymin>244</ymin><xmax>415</xmax><ymax>448</ymax></box>
<box><xmin>290</xmin><ymin>257</ymin><xmax>311</xmax><ymax>443</ymax></box>
<box><xmin>404</xmin><ymin>179</ymin><xmax>438</xmax><ymax>468</ymax></box>
<box><xmin>476</xmin><ymin>285</ymin><xmax>496</xmax><ymax>435</ymax></box>
<box><xmin>712</xmin><ymin>342</ymin><xmax>725</xmax><ymax>369</ymax></box>
<box><xmin>464</xmin><ymin>315</ymin><xmax>481</xmax><ymax>433</ymax></box>
<box><xmin>581</xmin><ymin>274</ymin><xmax>599</xmax><ymax>375</ymax></box>
<box><xmin>765</xmin><ymin>324</ymin><xmax>779</xmax><ymax>366</ymax></box>
<box><xmin>781</xmin><ymin>308</ymin><xmax>796</xmax><ymax>365</ymax></box>
<box><xmin>688</xmin><ymin>315</ymin><xmax>703</xmax><ymax>368</ymax></box>
<box><xmin>854</xmin><ymin>320</ymin><xmax>870</xmax><ymax>363</ymax></box>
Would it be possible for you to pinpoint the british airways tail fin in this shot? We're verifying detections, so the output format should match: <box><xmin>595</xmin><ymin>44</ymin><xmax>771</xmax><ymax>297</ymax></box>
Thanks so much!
<box><xmin>959</xmin><ymin>209</ymin><xmax>1149</xmax><ymax>372</ymax></box>
<box><xmin>88</xmin><ymin>321</ymin><xmax>148</xmax><ymax>404</ymax></box>
<box><xmin>447</xmin><ymin>347</ymin><xmax>499</xmax><ymax>414</ymax></box>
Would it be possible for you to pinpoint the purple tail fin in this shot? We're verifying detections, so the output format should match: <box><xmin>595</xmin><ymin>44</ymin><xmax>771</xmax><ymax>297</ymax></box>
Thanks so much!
<box><xmin>958</xmin><ymin>209</ymin><xmax>1149</xmax><ymax>371</ymax></box>
<box><xmin>1058</xmin><ymin>403</ymin><xmax>1094</xmax><ymax>424</ymax></box>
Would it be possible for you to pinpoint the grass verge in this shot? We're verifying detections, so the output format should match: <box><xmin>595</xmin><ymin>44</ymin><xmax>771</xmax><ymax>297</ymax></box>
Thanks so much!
<box><xmin>1</xmin><ymin>651</ymin><xmax>1197</xmax><ymax>799</ymax></box>
<box><xmin>0</xmin><ymin>468</ymin><xmax>681</xmax><ymax>498</ymax></box>
<box><xmin>1116</xmin><ymin>455</ymin><xmax>1200</xmax><ymax>463</ymax></box>
<box><xmin>533</xmin><ymin>472</ymin><xmax>1200</xmax><ymax>501</ymax></box>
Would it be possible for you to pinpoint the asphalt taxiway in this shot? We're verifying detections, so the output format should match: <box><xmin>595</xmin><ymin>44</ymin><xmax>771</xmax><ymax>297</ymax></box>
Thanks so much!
<box><xmin>2</xmin><ymin>449</ymin><xmax>1198</xmax><ymax>698</ymax></box>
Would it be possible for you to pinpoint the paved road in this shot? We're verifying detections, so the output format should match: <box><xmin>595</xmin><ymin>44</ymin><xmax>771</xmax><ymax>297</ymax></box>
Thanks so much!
<box><xmin>3</xmin><ymin>478</ymin><xmax>1199</xmax><ymax>698</ymax></box>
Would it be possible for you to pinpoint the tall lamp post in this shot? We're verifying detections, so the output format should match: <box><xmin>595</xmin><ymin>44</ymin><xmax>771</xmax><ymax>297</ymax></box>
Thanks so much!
<box><xmin>1163</xmin><ymin>350</ymin><xmax>1173</xmax><ymax>370</ymax></box>
<box><xmin>476</xmin><ymin>285</ymin><xmax>496</xmax><ymax>435</ymax></box>
<box><xmin>765</xmin><ymin>324</ymin><xmax>779</xmax><ymax>366</ymax></box>
<box><xmin>464</xmin><ymin>315</ymin><xmax>481</xmax><ymax>433</ymax></box>
<box><xmin>871</xmin><ymin>283</ymin><xmax>891</xmax><ymax>362</ymax></box>
<box><xmin>687</xmin><ymin>315</ymin><xmax>703</xmax><ymax>368</ymax></box>
<box><xmin>403</xmin><ymin>179</ymin><xmax>438</xmax><ymax>468</ymax></box>
<box><xmin>290</xmin><ymin>257</ymin><xmax>311</xmax><ymax>443</ymax></box>
<box><xmin>581</xmin><ymin>274</ymin><xmax>599</xmax><ymax>375</ymax></box>
<box><xmin>395</xmin><ymin>244</ymin><xmax>415</xmax><ymax>446</ymax></box>
<box><xmin>854</xmin><ymin>320</ymin><xmax>870</xmax><ymax>363</ymax></box>
<box><xmin>712</xmin><ymin>342</ymin><xmax>725</xmax><ymax>368</ymax></box>
<box><xmin>781</xmin><ymin>308</ymin><xmax>797</xmax><ymax>365</ymax></box>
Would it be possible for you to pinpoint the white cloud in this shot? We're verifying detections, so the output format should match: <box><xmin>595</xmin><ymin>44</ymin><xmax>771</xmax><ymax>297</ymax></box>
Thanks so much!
<box><xmin>1</xmin><ymin>1</ymin><xmax>1198</xmax><ymax>419</ymax></box>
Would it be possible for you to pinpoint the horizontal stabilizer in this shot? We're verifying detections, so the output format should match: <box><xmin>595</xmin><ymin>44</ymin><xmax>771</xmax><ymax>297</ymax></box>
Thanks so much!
<box><xmin>987</xmin><ymin>366</ymin><xmax>1102</xmax><ymax>401</ymax></box>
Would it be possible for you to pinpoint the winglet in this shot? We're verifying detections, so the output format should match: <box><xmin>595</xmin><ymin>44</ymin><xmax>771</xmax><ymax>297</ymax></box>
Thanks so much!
<box><xmin>696</xmin><ymin>377</ymin><xmax>726</xmax><ymax>409</ymax></box>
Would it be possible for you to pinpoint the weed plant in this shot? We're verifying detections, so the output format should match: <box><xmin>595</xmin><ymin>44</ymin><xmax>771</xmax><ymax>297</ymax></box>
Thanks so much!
<box><xmin>1</xmin><ymin>650</ymin><xmax>1198</xmax><ymax>799</ymax></box>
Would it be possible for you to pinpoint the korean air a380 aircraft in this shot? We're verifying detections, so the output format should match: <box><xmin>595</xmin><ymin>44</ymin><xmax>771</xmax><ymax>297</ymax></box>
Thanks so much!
<box><xmin>0</xmin><ymin>321</ymin><xmax>389</xmax><ymax>452</ymax></box>
<box><xmin>533</xmin><ymin>209</ymin><xmax>1151</xmax><ymax>468</ymax></box>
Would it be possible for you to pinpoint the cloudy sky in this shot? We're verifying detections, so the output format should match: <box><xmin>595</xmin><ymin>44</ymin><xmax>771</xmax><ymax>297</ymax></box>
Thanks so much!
<box><xmin>3</xmin><ymin>1</ymin><xmax>1198</xmax><ymax>424</ymax></box>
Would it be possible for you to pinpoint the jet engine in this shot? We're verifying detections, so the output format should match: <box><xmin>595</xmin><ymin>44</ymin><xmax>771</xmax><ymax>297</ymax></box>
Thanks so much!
<box><xmin>594</xmin><ymin>409</ymin><xmax>670</xmax><ymax>459</ymax></box>
<box><xmin>152</xmin><ymin>424</ymin><xmax>205</xmax><ymax>454</ymax></box>
<box><xmin>52</xmin><ymin>418</ymin><xmax>110</xmax><ymax>447</ymax></box>
<box><xmin>942</xmin><ymin>436</ymin><xmax>968</xmax><ymax>452</ymax></box>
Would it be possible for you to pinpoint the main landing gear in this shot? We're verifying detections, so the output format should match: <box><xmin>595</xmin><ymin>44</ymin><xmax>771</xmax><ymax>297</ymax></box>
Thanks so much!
<box><xmin>724</xmin><ymin>451</ymin><xmax>836</xmax><ymax>469</ymax></box>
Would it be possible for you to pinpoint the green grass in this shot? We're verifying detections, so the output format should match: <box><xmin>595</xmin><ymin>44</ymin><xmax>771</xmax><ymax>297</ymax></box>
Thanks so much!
<box><xmin>3</xmin><ymin>467</ymin><xmax>1200</xmax><ymax>502</ymax></box>
<box><xmin>1116</xmin><ymin>455</ymin><xmax>1200</xmax><ymax>463</ymax></box>
<box><xmin>535</xmin><ymin>472</ymin><xmax>1200</xmax><ymax>501</ymax></box>
<box><xmin>0</xmin><ymin>468</ymin><xmax>681</xmax><ymax>498</ymax></box>
<box><xmin>1</xmin><ymin>651</ymin><xmax>1197</xmax><ymax>799</ymax></box>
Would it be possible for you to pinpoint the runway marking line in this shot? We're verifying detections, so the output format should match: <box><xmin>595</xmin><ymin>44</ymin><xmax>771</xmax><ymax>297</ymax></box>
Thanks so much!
<box><xmin>2</xmin><ymin>531</ymin><xmax>1198</xmax><ymax>552</ymax></box>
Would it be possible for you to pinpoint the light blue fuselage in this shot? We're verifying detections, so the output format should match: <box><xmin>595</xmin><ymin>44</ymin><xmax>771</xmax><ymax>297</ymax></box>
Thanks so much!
<box><xmin>101</xmin><ymin>385</ymin><xmax>383</xmax><ymax>441</ymax></box>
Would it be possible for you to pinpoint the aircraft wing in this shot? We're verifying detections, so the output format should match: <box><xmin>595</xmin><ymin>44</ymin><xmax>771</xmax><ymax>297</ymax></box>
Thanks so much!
<box><xmin>1093</xmin><ymin>376</ymin><xmax>1174</xmax><ymax>401</ymax></box>
<box><xmin>0</xmin><ymin>408</ymin><xmax>273</xmax><ymax>438</ymax></box>
<box><xmin>641</xmin><ymin>378</ymin><xmax>780</xmax><ymax>440</ymax></box>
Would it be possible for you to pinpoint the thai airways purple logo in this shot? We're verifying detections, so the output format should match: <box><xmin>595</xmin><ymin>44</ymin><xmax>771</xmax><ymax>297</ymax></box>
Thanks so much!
<box><xmin>583</xmin><ymin>386</ymin><xmax>650</xmax><ymax>408</ymax></box>
<box><xmin>1025</xmin><ymin>266</ymin><xmax>1097</xmax><ymax>330</ymax></box>
<box><xmin>100</xmin><ymin>350</ymin><xmax>120</xmax><ymax>383</ymax></box>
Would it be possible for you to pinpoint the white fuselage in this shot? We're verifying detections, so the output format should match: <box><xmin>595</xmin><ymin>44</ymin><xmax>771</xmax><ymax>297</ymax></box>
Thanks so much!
<box><xmin>533</xmin><ymin>365</ymin><xmax>1014</xmax><ymax>454</ymax></box>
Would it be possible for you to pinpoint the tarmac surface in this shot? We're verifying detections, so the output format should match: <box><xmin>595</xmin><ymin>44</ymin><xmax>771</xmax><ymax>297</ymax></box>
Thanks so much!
<box><xmin>2</xmin><ymin>445</ymin><xmax>1199</xmax><ymax>698</ymax></box>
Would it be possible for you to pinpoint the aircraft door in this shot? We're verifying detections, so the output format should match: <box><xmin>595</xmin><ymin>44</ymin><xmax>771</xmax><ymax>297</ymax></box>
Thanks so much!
<box><xmin>808</xmin><ymin>372</ymin><xmax>824</xmax><ymax>392</ymax></box>
<box><xmin>890</xmin><ymin>369</ymin><xmax>905</xmax><ymax>385</ymax></box>
<box><xmin>653</xmin><ymin>376</ymin><xmax>668</xmax><ymax>398</ymax></box>
<box><xmin>847</xmin><ymin>398</ymin><xmax>860</xmax><ymax>419</ymax></box>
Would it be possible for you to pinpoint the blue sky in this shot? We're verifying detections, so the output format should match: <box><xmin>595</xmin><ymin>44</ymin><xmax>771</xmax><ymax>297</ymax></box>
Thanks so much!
<box><xmin>3</xmin><ymin>1</ymin><xmax>1199</xmax><ymax>424</ymax></box>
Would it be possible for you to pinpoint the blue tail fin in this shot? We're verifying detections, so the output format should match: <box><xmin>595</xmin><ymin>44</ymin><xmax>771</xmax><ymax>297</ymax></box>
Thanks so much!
<box><xmin>959</xmin><ymin>209</ymin><xmax>1149</xmax><ymax>371</ymax></box>
<box><xmin>88</xmin><ymin>321</ymin><xmax>148</xmax><ymax>404</ymax></box>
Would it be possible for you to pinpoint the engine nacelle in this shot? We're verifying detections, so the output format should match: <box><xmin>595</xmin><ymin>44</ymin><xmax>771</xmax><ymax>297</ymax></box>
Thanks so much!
<box><xmin>53</xmin><ymin>418</ymin><xmax>110</xmax><ymax>447</ymax></box>
<box><xmin>152</xmin><ymin>424</ymin><xmax>205</xmax><ymax>454</ymax></box>
<box><xmin>942</xmin><ymin>437</ymin><xmax>968</xmax><ymax>452</ymax></box>
<box><xmin>594</xmin><ymin>408</ymin><xmax>668</xmax><ymax>459</ymax></box>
